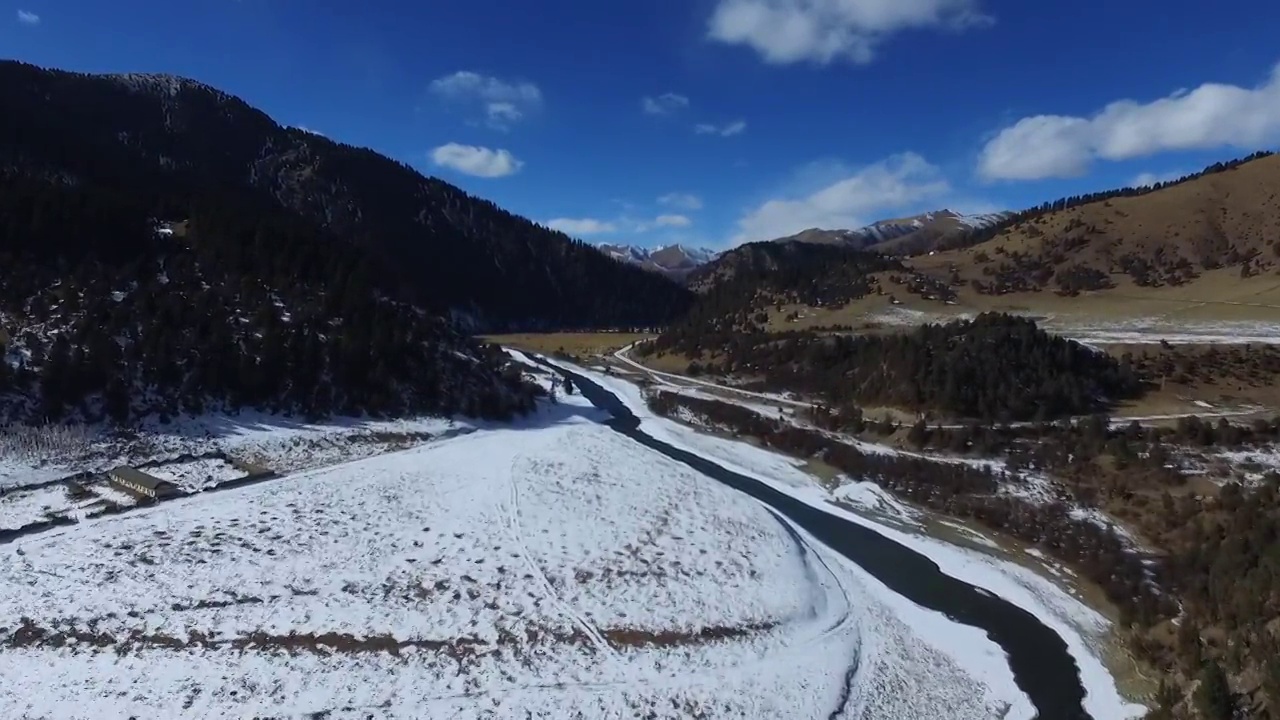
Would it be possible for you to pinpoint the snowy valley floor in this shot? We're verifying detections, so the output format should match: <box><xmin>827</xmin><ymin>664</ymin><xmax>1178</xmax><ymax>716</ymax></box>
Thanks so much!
<box><xmin>547</xmin><ymin>356</ymin><xmax>1147</xmax><ymax>720</ymax></box>
<box><xmin>0</xmin><ymin>363</ymin><xmax>1145</xmax><ymax>719</ymax></box>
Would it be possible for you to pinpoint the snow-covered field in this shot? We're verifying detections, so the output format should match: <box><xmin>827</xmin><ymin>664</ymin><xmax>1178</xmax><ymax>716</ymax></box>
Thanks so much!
<box><xmin>0</xmin><ymin>413</ymin><xmax>459</xmax><ymax>493</ymax></box>
<box><xmin>1043</xmin><ymin>319</ymin><xmax>1280</xmax><ymax>345</ymax></box>
<box><xmin>4</xmin><ymin>365</ymin><xmax>1048</xmax><ymax>719</ymax></box>
<box><xmin>0</xmin><ymin>481</ymin><xmax>139</xmax><ymax>531</ymax></box>
<box><xmin>144</xmin><ymin>458</ymin><xmax>247</xmax><ymax>492</ymax></box>
<box><xmin>0</xmin><ymin>484</ymin><xmax>79</xmax><ymax>531</ymax></box>
<box><xmin>0</xmin><ymin>349</ymin><xmax>1153</xmax><ymax>719</ymax></box>
<box><xmin>552</xmin><ymin>357</ymin><xmax>1146</xmax><ymax>720</ymax></box>
<box><xmin>1180</xmin><ymin>444</ymin><xmax>1280</xmax><ymax>485</ymax></box>
<box><xmin>863</xmin><ymin>310</ymin><xmax>1280</xmax><ymax>345</ymax></box>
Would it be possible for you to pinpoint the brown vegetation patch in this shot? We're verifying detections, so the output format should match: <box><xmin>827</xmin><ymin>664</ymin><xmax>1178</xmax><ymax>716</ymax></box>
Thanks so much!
<box><xmin>908</xmin><ymin>154</ymin><xmax>1280</xmax><ymax>312</ymax></box>
<box><xmin>1</xmin><ymin>614</ymin><xmax>776</xmax><ymax>661</ymax></box>
<box><xmin>602</xmin><ymin>622</ymin><xmax>775</xmax><ymax>650</ymax></box>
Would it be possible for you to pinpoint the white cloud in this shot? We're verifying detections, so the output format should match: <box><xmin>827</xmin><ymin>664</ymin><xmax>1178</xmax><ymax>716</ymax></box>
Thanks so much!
<box><xmin>429</xmin><ymin>143</ymin><xmax>523</xmax><ymax>178</ymax></box>
<box><xmin>547</xmin><ymin>211</ymin><xmax>695</xmax><ymax>236</ymax></box>
<box><xmin>294</xmin><ymin>125</ymin><xmax>325</xmax><ymax>137</ymax></box>
<box><xmin>429</xmin><ymin>71</ymin><xmax>542</xmax><ymax>129</ymax></box>
<box><xmin>707</xmin><ymin>0</ymin><xmax>991</xmax><ymax>65</ymax></box>
<box><xmin>979</xmin><ymin>63</ymin><xmax>1280</xmax><ymax>181</ymax></box>
<box><xmin>16</xmin><ymin>9</ymin><xmax>39</xmax><ymax>25</ymax></box>
<box><xmin>729</xmin><ymin>152</ymin><xmax>950</xmax><ymax>244</ymax></box>
<box><xmin>486</xmin><ymin>102</ymin><xmax>522</xmax><ymax>126</ymax></box>
<box><xmin>642</xmin><ymin>93</ymin><xmax>690</xmax><ymax>116</ymax></box>
<box><xmin>547</xmin><ymin>218</ymin><xmax>618</xmax><ymax>236</ymax></box>
<box><xmin>695</xmin><ymin>120</ymin><xmax>748</xmax><ymax>137</ymax></box>
<box><xmin>658</xmin><ymin>193</ymin><xmax>704</xmax><ymax>211</ymax></box>
<box><xmin>655</xmin><ymin>214</ymin><xmax>693</xmax><ymax>228</ymax></box>
<box><xmin>1130</xmin><ymin>170</ymin><xmax>1186</xmax><ymax>188</ymax></box>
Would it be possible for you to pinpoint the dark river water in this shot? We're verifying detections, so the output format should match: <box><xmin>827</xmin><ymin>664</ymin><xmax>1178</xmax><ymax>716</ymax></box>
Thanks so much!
<box><xmin>545</xmin><ymin>359</ymin><xmax>1093</xmax><ymax>720</ymax></box>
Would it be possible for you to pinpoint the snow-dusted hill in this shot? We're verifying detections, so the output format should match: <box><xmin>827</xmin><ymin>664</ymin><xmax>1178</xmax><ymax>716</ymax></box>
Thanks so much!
<box><xmin>597</xmin><ymin>243</ymin><xmax>719</xmax><ymax>279</ymax></box>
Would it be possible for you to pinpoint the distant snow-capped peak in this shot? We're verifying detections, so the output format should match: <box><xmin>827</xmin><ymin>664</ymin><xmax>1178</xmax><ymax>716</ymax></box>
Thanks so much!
<box><xmin>776</xmin><ymin>208</ymin><xmax>1013</xmax><ymax>253</ymax></box>
<box><xmin>596</xmin><ymin>243</ymin><xmax>719</xmax><ymax>278</ymax></box>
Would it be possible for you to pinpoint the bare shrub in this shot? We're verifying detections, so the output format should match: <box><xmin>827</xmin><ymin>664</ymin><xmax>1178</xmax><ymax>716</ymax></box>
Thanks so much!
<box><xmin>0</xmin><ymin>423</ymin><xmax>94</xmax><ymax>463</ymax></box>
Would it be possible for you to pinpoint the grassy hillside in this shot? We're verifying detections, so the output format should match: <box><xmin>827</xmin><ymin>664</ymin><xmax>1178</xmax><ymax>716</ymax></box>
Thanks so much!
<box><xmin>700</xmin><ymin>153</ymin><xmax>1280</xmax><ymax>328</ymax></box>
<box><xmin>910</xmin><ymin>153</ymin><xmax>1280</xmax><ymax>308</ymax></box>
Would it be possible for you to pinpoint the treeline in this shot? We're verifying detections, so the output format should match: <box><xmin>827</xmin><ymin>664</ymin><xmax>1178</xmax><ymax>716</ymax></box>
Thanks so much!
<box><xmin>0</xmin><ymin>172</ymin><xmax>537</xmax><ymax>424</ymax></box>
<box><xmin>647</xmin><ymin>313</ymin><xmax>1146</xmax><ymax>421</ymax></box>
<box><xmin>894</xmin><ymin>414</ymin><xmax>1280</xmax><ymax>461</ymax></box>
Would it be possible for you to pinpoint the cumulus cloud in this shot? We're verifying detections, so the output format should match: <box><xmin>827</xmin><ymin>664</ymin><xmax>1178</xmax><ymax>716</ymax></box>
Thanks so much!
<box><xmin>429</xmin><ymin>143</ymin><xmax>523</xmax><ymax>178</ymax></box>
<box><xmin>695</xmin><ymin>120</ymin><xmax>747</xmax><ymax>137</ymax></box>
<box><xmin>658</xmin><ymin>193</ymin><xmax>704</xmax><ymax>211</ymax></box>
<box><xmin>16</xmin><ymin>9</ymin><xmax>39</xmax><ymax>25</ymax></box>
<box><xmin>547</xmin><ymin>218</ymin><xmax>618</xmax><ymax>236</ymax></box>
<box><xmin>729</xmin><ymin>152</ymin><xmax>950</xmax><ymax>245</ymax></box>
<box><xmin>707</xmin><ymin>0</ymin><xmax>991</xmax><ymax>65</ymax></box>
<box><xmin>429</xmin><ymin>71</ymin><xmax>542</xmax><ymax>130</ymax></box>
<box><xmin>655</xmin><ymin>214</ymin><xmax>693</xmax><ymax>228</ymax></box>
<box><xmin>642</xmin><ymin>93</ymin><xmax>690</xmax><ymax>116</ymax></box>
<box><xmin>979</xmin><ymin>64</ymin><xmax>1280</xmax><ymax>181</ymax></box>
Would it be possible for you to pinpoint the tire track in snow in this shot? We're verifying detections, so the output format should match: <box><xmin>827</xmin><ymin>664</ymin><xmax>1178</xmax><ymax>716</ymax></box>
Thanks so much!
<box><xmin>761</xmin><ymin>506</ymin><xmax>864</xmax><ymax>719</ymax></box>
<box><xmin>503</xmin><ymin>451</ymin><xmax>616</xmax><ymax>657</ymax></box>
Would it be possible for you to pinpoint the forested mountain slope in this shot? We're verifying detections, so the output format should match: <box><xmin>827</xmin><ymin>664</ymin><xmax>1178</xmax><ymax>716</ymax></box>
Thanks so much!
<box><xmin>0</xmin><ymin>60</ymin><xmax>693</xmax><ymax>424</ymax></box>
<box><xmin>0</xmin><ymin>174</ymin><xmax>537</xmax><ymax>424</ymax></box>
<box><xmin>679</xmin><ymin>241</ymin><xmax>953</xmax><ymax>332</ymax></box>
<box><xmin>0</xmin><ymin>61</ymin><xmax>692</xmax><ymax>331</ymax></box>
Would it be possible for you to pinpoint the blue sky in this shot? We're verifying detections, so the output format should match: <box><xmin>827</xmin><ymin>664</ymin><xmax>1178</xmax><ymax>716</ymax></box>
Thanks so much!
<box><xmin>3</xmin><ymin>0</ymin><xmax>1279</xmax><ymax>249</ymax></box>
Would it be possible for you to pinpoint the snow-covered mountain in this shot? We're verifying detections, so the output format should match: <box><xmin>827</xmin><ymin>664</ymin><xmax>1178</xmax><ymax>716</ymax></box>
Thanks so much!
<box><xmin>597</xmin><ymin>243</ymin><xmax>720</xmax><ymax>279</ymax></box>
<box><xmin>778</xmin><ymin>209</ymin><xmax>1014</xmax><ymax>255</ymax></box>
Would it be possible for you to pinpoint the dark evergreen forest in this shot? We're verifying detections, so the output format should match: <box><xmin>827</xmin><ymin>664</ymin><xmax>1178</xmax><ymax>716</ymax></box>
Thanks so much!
<box><xmin>648</xmin><ymin>313</ymin><xmax>1146</xmax><ymax>421</ymax></box>
<box><xmin>0</xmin><ymin>174</ymin><xmax>540</xmax><ymax>423</ymax></box>
<box><xmin>0</xmin><ymin>60</ymin><xmax>694</xmax><ymax>424</ymax></box>
<box><xmin>0</xmin><ymin>60</ymin><xmax>693</xmax><ymax>331</ymax></box>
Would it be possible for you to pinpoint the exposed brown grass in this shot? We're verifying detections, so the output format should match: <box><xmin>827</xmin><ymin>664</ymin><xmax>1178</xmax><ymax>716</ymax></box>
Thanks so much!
<box><xmin>761</xmin><ymin>269</ymin><xmax>1280</xmax><ymax>330</ymax></box>
<box><xmin>909</xmin><ymin>154</ymin><xmax>1280</xmax><ymax>308</ymax></box>
<box><xmin>752</xmin><ymin>155</ymin><xmax>1280</xmax><ymax>326</ymax></box>
<box><xmin>482</xmin><ymin>332</ymin><xmax>653</xmax><ymax>358</ymax></box>
<box><xmin>2</xmin><ymin>617</ymin><xmax>774</xmax><ymax>657</ymax></box>
<box><xmin>602</xmin><ymin>622</ymin><xmax>775</xmax><ymax>650</ymax></box>
<box><xmin>1106</xmin><ymin>342</ymin><xmax>1280</xmax><ymax>419</ymax></box>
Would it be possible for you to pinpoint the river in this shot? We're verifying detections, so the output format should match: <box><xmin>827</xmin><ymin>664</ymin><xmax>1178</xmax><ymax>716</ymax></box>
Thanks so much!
<box><xmin>543</xmin><ymin>357</ymin><xmax>1092</xmax><ymax>720</ymax></box>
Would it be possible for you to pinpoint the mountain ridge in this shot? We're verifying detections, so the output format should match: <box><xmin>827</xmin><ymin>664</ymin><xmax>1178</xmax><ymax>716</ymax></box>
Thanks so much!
<box><xmin>597</xmin><ymin>242</ymin><xmax>719</xmax><ymax>279</ymax></box>
<box><xmin>775</xmin><ymin>209</ymin><xmax>1015</xmax><ymax>256</ymax></box>
<box><xmin>0</xmin><ymin>60</ymin><xmax>693</xmax><ymax>333</ymax></box>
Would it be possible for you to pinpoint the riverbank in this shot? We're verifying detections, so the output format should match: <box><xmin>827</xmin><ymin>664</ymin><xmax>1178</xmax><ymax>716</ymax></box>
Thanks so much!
<box><xmin>604</xmin><ymin>341</ymin><xmax>1171</xmax><ymax>700</ymax></box>
<box><xmin>542</xmin><ymin>352</ymin><xmax>1148</xmax><ymax>720</ymax></box>
<box><xmin>644</xmin><ymin>396</ymin><xmax>1158</xmax><ymax>705</ymax></box>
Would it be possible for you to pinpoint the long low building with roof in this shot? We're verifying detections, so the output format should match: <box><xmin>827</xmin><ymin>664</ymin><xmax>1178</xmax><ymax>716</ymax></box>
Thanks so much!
<box><xmin>107</xmin><ymin>466</ymin><xmax>179</xmax><ymax>499</ymax></box>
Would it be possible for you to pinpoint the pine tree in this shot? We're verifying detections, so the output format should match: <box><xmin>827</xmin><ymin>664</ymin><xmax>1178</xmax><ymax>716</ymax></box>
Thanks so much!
<box><xmin>1195</xmin><ymin>660</ymin><xmax>1234</xmax><ymax>720</ymax></box>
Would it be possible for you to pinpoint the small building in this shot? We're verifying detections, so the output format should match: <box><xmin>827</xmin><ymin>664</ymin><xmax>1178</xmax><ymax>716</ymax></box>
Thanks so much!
<box><xmin>107</xmin><ymin>466</ymin><xmax>178</xmax><ymax>499</ymax></box>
